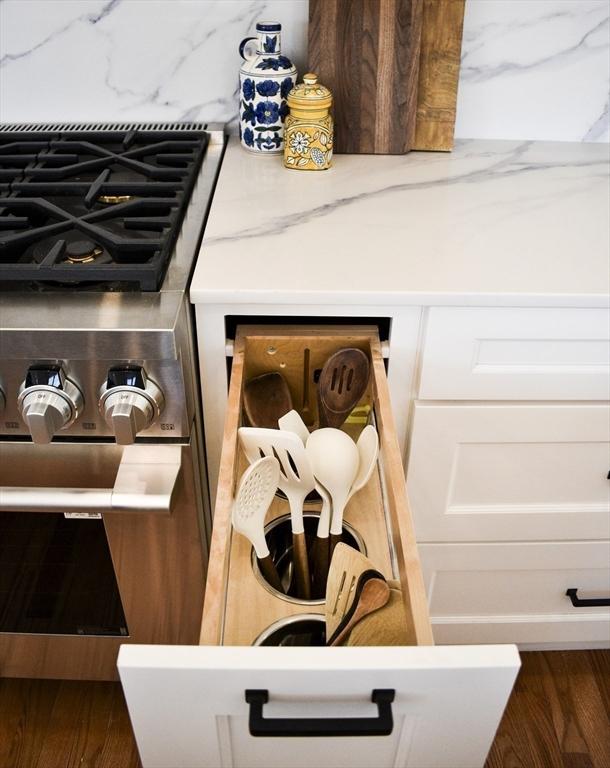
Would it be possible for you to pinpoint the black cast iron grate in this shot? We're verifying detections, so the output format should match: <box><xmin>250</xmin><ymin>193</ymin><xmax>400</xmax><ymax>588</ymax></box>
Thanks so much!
<box><xmin>0</xmin><ymin>126</ymin><xmax>209</xmax><ymax>291</ymax></box>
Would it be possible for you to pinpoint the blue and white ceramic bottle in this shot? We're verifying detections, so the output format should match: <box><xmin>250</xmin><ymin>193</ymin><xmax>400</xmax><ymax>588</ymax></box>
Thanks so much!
<box><xmin>238</xmin><ymin>22</ymin><xmax>297</xmax><ymax>154</ymax></box>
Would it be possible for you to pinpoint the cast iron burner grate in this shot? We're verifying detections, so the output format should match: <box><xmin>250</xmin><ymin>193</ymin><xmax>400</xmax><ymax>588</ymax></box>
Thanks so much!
<box><xmin>0</xmin><ymin>127</ymin><xmax>209</xmax><ymax>291</ymax></box>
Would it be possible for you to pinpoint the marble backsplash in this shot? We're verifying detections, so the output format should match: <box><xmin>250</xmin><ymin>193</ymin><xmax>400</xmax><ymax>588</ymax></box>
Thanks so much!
<box><xmin>0</xmin><ymin>0</ymin><xmax>608</xmax><ymax>143</ymax></box>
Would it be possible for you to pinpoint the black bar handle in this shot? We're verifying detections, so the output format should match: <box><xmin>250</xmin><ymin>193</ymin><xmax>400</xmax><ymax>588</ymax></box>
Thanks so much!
<box><xmin>566</xmin><ymin>588</ymin><xmax>610</xmax><ymax>608</ymax></box>
<box><xmin>245</xmin><ymin>689</ymin><xmax>395</xmax><ymax>738</ymax></box>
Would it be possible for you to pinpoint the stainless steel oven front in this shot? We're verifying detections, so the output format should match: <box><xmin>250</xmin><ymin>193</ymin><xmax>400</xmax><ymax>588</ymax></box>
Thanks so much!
<box><xmin>0</xmin><ymin>421</ymin><xmax>208</xmax><ymax>680</ymax></box>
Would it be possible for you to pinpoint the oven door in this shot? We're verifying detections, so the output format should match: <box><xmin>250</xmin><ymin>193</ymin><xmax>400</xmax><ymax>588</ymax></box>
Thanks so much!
<box><xmin>0</xmin><ymin>436</ymin><xmax>207</xmax><ymax>680</ymax></box>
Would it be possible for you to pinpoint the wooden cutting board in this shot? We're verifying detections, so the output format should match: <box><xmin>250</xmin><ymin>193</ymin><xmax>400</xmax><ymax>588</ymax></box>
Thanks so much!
<box><xmin>413</xmin><ymin>0</ymin><xmax>466</xmax><ymax>151</ymax></box>
<box><xmin>308</xmin><ymin>0</ymin><xmax>465</xmax><ymax>154</ymax></box>
<box><xmin>308</xmin><ymin>0</ymin><xmax>423</xmax><ymax>155</ymax></box>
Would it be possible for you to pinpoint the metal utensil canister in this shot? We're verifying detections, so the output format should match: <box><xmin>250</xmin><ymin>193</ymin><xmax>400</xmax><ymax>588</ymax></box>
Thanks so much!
<box><xmin>284</xmin><ymin>73</ymin><xmax>333</xmax><ymax>171</ymax></box>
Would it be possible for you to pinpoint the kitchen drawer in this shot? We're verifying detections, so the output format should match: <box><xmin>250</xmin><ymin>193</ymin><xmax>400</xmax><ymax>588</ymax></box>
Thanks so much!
<box><xmin>419</xmin><ymin>541</ymin><xmax>610</xmax><ymax>647</ymax></box>
<box><xmin>407</xmin><ymin>402</ymin><xmax>610</xmax><ymax>542</ymax></box>
<box><xmin>119</xmin><ymin>326</ymin><xmax>519</xmax><ymax>768</ymax></box>
<box><xmin>419</xmin><ymin>307</ymin><xmax>610</xmax><ymax>400</ymax></box>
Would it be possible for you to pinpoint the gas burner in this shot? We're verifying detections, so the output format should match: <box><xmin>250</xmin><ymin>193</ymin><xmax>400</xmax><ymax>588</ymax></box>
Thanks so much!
<box><xmin>63</xmin><ymin>240</ymin><xmax>105</xmax><ymax>264</ymax></box>
<box><xmin>97</xmin><ymin>195</ymin><xmax>134</xmax><ymax>206</ymax></box>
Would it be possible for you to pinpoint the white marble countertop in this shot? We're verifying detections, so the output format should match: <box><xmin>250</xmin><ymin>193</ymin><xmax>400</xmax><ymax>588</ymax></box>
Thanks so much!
<box><xmin>190</xmin><ymin>137</ymin><xmax>609</xmax><ymax>307</ymax></box>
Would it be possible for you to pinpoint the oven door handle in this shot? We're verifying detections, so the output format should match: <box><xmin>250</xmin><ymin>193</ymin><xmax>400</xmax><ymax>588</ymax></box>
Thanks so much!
<box><xmin>0</xmin><ymin>445</ymin><xmax>182</xmax><ymax>515</ymax></box>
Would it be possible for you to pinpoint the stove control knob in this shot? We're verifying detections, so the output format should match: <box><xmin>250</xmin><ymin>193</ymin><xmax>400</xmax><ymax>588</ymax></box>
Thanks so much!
<box><xmin>18</xmin><ymin>365</ymin><xmax>84</xmax><ymax>444</ymax></box>
<box><xmin>99</xmin><ymin>367</ymin><xmax>165</xmax><ymax>445</ymax></box>
<box><xmin>0</xmin><ymin>387</ymin><xmax>5</xmax><ymax>412</ymax></box>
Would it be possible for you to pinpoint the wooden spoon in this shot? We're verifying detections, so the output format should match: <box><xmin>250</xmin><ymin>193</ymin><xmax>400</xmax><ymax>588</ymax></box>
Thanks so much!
<box><xmin>243</xmin><ymin>372</ymin><xmax>292</xmax><ymax>429</ymax></box>
<box><xmin>328</xmin><ymin>575</ymin><xmax>390</xmax><ymax>647</ymax></box>
<box><xmin>317</xmin><ymin>348</ymin><xmax>370</xmax><ymax>429</ymax></box>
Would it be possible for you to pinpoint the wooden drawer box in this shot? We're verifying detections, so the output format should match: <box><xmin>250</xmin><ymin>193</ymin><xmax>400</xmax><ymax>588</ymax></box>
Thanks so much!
<box><xmin>407</xmin><ymin>402</ymin><xmax>610</xmax><ymax>542</ymax></box>
<box><xmin>419</xmin><ymin>541</ymin><xmax>610</xmax><ymax>646</ymax></box>
<box><xmin>419</xmin><ymin>307</ymin><xmax>610</xmax><ymax>401</ymax></box>
<box><xmin>201</xmin><ymin>326</ymin><xmax>431</xmax><ymax>647</ymax></box>
<box><xmin>118</xmin><ymin>326</ymin><xmax>519</xmax><ymax>768</ymax></box>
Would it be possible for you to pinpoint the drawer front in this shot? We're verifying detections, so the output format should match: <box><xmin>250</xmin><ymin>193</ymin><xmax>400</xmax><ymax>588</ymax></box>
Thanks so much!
<box><xmin>407</xmin><ymin>402</ymin><xmax>610</xmax><ymax>542</ymax></box>
<box><xmin>419</xmin><ymin>307</ymin><xmax>610</xmax><ymax>400</ymax></box>
<box><xmin>119</xmin><ymin>644</ymin><xmax>519</xmax><ymax>768</ymax></box>
<box><xmin>419</xmin><ymin>541</ymin><xmax>610</xmax><ymax>646</ymax></box>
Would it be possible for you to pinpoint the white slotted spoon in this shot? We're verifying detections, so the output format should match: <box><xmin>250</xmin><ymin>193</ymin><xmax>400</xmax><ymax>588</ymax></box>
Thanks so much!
<box><xmin>238</xmin><ymin>427</ymin><xmax>315</xmax><ymax>600</ymax></box>
<box><xmin>232</xmin><ymin>455</ymin><xmax>283</xmax><ymax>593</ymax></box>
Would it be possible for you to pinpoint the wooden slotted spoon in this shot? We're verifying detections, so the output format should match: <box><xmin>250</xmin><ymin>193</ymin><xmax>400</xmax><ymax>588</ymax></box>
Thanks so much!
<box><xmin>317</xmin><ymin>348</ymin><xmax>370</xmax><ymax>429</ymax></box>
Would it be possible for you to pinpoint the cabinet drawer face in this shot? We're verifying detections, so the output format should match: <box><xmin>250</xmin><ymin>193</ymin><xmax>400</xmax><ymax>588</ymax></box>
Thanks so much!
<box><xmin>419</xmin><ymin>307</ymin><xmax>610</xmax><ymax>400</ymax></box>
<box><xmin>419</xmin><ymin>541</ymin><xmax>610</xmax><ymax>646</ymax></box>
<box><xmin>201</xmin><ymin>326</ymin><xmax>432</xmax><ymax>648</ymax></box>
<box><xmin>407</xmin><ymin>403</ymin><xmax>610</xmax><ymax>542</ymax></box>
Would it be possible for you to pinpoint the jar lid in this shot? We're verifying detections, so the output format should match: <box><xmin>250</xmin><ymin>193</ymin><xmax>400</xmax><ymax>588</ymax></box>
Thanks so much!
<box><xmin>287</xmin><ymin>73</ymin><xmax>332</xmax><ymax>110</ymax></box>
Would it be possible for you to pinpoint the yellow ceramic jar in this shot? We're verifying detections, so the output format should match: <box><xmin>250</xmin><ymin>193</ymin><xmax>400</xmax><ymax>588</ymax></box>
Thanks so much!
<box><xmin>284</xmin><ymin>73</ymin><xmax>333</xmax><ymax>171</ymax></box>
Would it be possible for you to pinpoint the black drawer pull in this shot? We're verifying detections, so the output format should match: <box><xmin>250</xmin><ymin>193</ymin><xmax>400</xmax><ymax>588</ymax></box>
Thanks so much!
<box><xmin>245</xmin><ymin>688</ymin><xmax>395</xmax><ymax>737</ymax></box>
<box><xmin>566</xmin><ymin>588</ymin><xmax>610</xmax><ymax>608</ymax></box>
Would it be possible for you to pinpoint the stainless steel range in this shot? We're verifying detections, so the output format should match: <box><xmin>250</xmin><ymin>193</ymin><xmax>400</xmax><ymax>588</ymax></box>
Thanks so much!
<box><xmin>0</xmin><ymin>122</ymin><xmax>225</xmax><ymax>680</ymax></box>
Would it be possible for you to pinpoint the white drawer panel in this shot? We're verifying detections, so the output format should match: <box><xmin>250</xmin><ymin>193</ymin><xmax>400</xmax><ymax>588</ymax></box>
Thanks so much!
<box><xmin>419</xmin><ymin>541</ymin><xmax>610</xmax><ymax>647</ymax></box>
<box><xmin>407</xmin><ymin>403</ymin><xmax>610</xmax><ymax>542</ymax></box>
<box><xmin>419</xmin><ymin>307</ymin><xmax>610</xmax><ymax>400</ymax></box>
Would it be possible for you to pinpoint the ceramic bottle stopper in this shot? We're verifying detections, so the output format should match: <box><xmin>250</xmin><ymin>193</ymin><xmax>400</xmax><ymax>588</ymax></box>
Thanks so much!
<box><xmin>238</xmin><ymin>21</ymin><xmax>297</xmax><ymax>154</ymax></box>
<box><xmin>284</xmin><ymin>73</ymin><xmax>333</xmax><ymax>171</ymax></box>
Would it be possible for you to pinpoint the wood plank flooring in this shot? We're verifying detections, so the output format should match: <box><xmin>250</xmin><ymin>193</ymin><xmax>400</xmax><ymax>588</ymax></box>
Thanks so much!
<box><xmin>0</xmin><ymin>650</ymin><xmax>608</xmax><ymax>768</ymax></box>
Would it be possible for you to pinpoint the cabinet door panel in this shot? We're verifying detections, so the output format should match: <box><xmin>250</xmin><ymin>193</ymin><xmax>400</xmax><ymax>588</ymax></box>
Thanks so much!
<box><xmin>407</xmin><ymin>403</ymin><xmax>610</xmax><ymax>542</ymax></box>
<box><xmin>118</xmin><ymin>645</ymin><xmax>519</xmax><ymax>768</ymax></box>
<box><xmin>419</xmin><ymin>307</ymin><xmax>610</xmax><ymax>400</ymax></box>
<box><xmin>419</xmin><ymin>541</ymin><xmax>610</xmax><ymax>646</ymax></box>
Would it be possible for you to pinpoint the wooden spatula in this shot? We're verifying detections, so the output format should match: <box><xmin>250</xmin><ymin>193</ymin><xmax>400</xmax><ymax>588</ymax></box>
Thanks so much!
<box><xmin>325</xmin><ymin>543</ymin><xmax>384</xmax><ymax>640</ymax></box>
<box><xmin>328</xmin><ymin>574</ymin><xmax>390</xmax><ymax>647</ymax></box>
<box><xmin>317</xmin><ymin>348</ymin><xmax>370</xmax><ymax>429</ymax></box>
<box><xmin>243</xmin><ymin>372</ymin><xmax>292</xmax><ymax>429</ymax></box>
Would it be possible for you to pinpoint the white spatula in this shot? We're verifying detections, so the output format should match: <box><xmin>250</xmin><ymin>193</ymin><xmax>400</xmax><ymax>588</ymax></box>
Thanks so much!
<box><xmin>238</xmin><ymin>427</ymin><xmax>316</xmax><ymax>599</ymax></box>
<box><xmin>232</xmin><ymin>456</ymin><xmax>283</xmax><ymax>593</ymax></box>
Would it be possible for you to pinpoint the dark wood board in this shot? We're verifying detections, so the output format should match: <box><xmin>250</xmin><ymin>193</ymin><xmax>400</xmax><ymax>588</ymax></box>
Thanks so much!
<box><xmin>413</xmin><ymin>0</ymin><xmax>466</xmax><ymax>151</ymax></box>
<box><xmin>308</xmin><ymin>0</ymin><xmax>423</xmax><ymax>154</ymax></box>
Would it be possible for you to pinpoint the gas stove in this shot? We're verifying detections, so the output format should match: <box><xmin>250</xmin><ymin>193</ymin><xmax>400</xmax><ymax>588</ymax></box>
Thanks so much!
<box><xmin>0</xmin><ymin>124</ymin><xmax>210</xmax><ymax>291</ymax></box>
<box><xmin>0</xmin><ymin>122</ymin><xmax>225</xmax><ymax>443</ymax></box>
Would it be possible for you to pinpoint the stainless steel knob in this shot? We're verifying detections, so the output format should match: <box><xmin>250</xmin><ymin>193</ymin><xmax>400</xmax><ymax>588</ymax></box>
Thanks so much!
<box><xmin>18</xmin><ymin>366</ymin><xmax>83</xmax><ymax>444</ymax></box>
<box><xmin>99</xmin><ymin>367</ymin><xmax>164</xmax><ymax>445</ymax></box>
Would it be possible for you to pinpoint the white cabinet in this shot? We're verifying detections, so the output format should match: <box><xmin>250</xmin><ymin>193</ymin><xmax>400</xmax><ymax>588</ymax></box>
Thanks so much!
<box><xmin>419</xmin><ymin>307</ymin><xmax>610</xmax><ymax>400</ymax></box>
<box><xmin>418</xmin><ymin>541</ymin><xmax>610</xmax><ymax>646</ymax></box>
<box><xmin>407</xmin><ymin>402</ymin><xmax>610</xmax><ymax>542</ymax></box>
<box><xmin>407</xmin><ymin>305</ymin><xmax>610</xmax><ymax>649</ymax></box>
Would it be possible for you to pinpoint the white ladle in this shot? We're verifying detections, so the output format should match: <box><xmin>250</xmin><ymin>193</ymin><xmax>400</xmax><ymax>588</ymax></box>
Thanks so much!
<box><xmin>238</xmin><ymin>427</ymin><xmax>316</xmax><ymax>599</ymax></box>
<box><xmin>279</xmin><ymin>410</ymin><xmax>332</xmax><ymax>596</ymax></box>
<box><xmin>306</xmin><ymin>428</ymin><xmax>359</xmax><ymax>566</ymax></box>
<box><xmin>348</xmin><ymin>425</ymin><xmax>379</xmax><ymax>503</ymax></box>
<box><xmin>232</xmin><ymin>456</ymin><xmax>283</xmax><ymax>593</ymax></box>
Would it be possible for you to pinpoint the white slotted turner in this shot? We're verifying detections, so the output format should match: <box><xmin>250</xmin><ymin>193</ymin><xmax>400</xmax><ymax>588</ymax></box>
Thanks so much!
<box><xmin>232</xmin><ymin>456</ymin><xmax>283</xmax><ymax>593</ymax></box>
<box><xmin>238</xmin><ymin>427</ymin><xmax>315</xmax><ymax>600</ymax></box>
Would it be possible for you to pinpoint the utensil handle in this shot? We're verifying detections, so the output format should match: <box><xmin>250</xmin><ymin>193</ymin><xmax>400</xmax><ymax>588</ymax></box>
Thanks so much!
<box><xmin>258</xmin><ymin>555</ymin><xmax>284</xmax><ymax>594</ymax></box>
<box><xmin>310</xmin><ymin>535</ymin><xmax>329</xmax><ymax>599</ymax></box>
<box><xmin>292</xmin><ymin>531</ymin><xmax>311</xmax><ymax>600</ymax></box>
<box><xmin>245</xmin><ymin>689</ymin><xmax>395</xmax><ymax>737</ymax></box>
<box><xmin>329</xmin><ymin>532</ymin><xmax>342</xmax><ymax>564</ymax></box>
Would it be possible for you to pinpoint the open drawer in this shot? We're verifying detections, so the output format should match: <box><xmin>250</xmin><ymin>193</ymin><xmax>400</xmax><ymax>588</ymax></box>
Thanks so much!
<box><xmin>118</xmin><ymin>325</ymin><xmax>520</xmax><ymax>768</ymax></box>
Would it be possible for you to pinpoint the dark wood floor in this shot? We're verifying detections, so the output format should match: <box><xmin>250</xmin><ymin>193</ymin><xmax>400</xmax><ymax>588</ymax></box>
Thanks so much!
<box><xmin>1</xmin><ymin>650</ymin><xmax>608</xmax><ymax>768</ymax></box>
